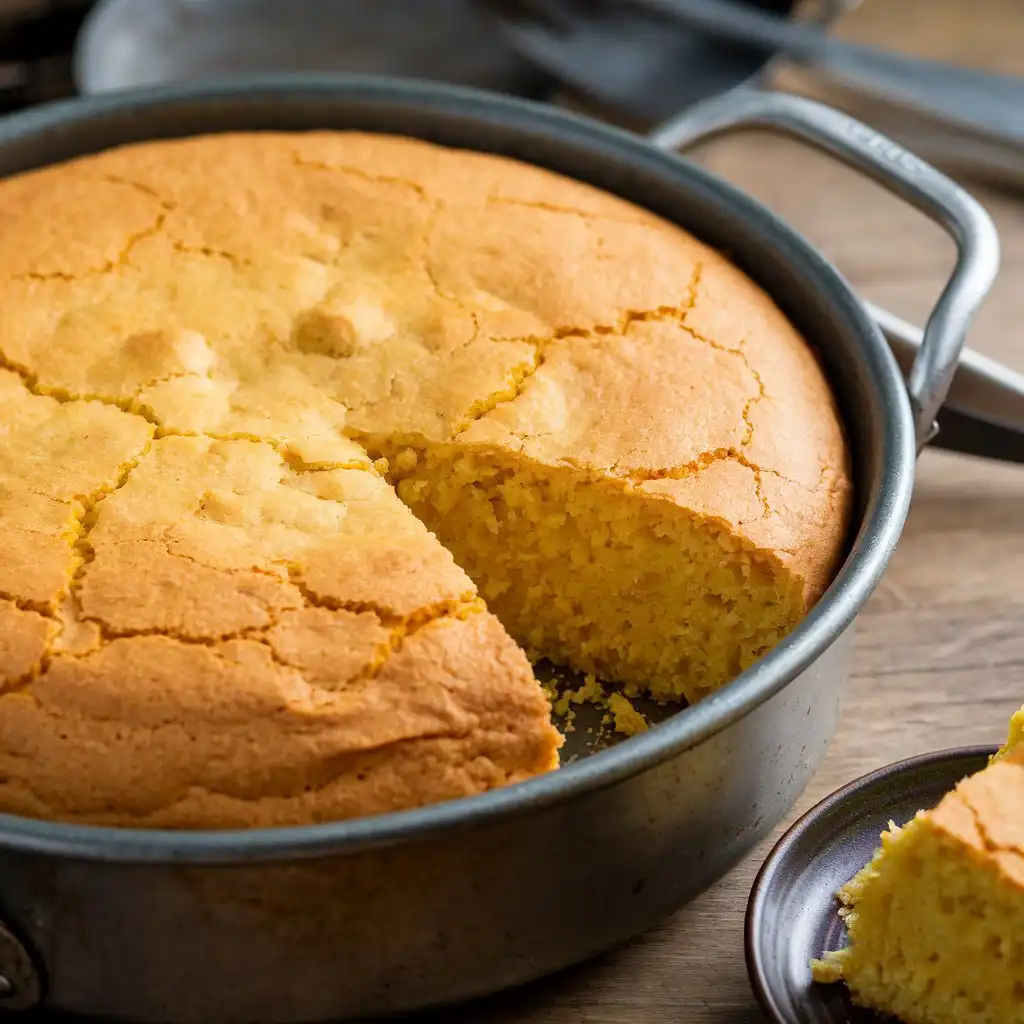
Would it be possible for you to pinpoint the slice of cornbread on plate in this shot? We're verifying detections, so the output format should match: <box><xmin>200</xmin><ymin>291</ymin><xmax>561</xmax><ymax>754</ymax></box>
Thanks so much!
<box><xmin>812</xmin><ymin>739</ymin><xmax>1024</xmax><ymax>1024</ymax></box>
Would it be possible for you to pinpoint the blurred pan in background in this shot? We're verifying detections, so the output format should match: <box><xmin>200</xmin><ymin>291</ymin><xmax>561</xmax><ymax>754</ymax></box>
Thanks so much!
<box><xmin>73</xmin><ymin>0</ymin><xmax>813</xmax><ymax>104</ymax></box>
<box><xmin>74</xmin><ymin>0</ymin><xmax>549</xmax><ymax>95</ymax></box>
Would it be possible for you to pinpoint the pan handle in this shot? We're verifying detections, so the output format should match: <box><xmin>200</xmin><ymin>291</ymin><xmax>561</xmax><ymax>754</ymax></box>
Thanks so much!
<box><xmin>647</xmin><ymin>89</ymin><xmax>1001</xmax><ymax>452</ymax></box>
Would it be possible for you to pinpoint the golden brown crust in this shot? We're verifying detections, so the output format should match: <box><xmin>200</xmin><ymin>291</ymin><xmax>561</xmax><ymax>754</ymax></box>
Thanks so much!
<box><xmin>0</xmin><ymin>600</ymin><xmax>54</xmax><ymax>693</ymax></box>
<box><xmin>460</xmin><ymin>313</ymin><xmax>849</xmax><ymax>602</ymax></box>
<box><xmin>79</xmin><ymin>542</ymin><xmax>305</xmax><ymax>639</ymax></box>
<box><xmin>0</xmin><ymin>613</ymin><xmax>555</xmax><ymax>829</ymax></box>
<box><xmin>0</xmin><ymin>131</ymin><xmax>849</xmax><ymax>828</ymax></box>
<box><xmin>930</xmin><ymin>757</ymin><xmax>1024</xmax><ymax>888</ymax></box>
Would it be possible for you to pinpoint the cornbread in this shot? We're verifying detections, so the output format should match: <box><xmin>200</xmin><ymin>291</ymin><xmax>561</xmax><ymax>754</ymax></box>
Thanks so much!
<box><xmin>0</xmin><ymin>132</ymin><xmax>850</xmax><ymax>829</ymax></box>
<box><xmin>813</xmin><ymin>744</ymin><xmax>1024</xmax><ymax>1022</ymax></box>
<box><xmin>996</xmin><ymin>703</ymin><xmax>1024</xmax><ymax>761</ymax></box>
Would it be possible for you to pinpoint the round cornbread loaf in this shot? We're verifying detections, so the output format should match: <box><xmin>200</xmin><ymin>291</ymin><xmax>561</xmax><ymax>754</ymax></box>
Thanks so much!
<box><xmin>0</xmin><ymin>133</ymin><xmax>851</xmax><ymax>829</ymax></box>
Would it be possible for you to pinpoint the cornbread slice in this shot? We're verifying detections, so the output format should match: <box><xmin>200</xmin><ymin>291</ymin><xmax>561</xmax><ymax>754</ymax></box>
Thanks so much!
<box><xmin>0</xmin><ymin>131</ymin><xmax>850</xmax><ymax>828</ymax></box>
<box><xmin>812</xmin><ymin>745</ymin><xmax>1024</xmax><ymax>1024</ymax></box>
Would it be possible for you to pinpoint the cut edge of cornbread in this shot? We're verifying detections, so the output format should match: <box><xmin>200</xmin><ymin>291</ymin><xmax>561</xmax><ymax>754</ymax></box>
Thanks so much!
<box><xmin>812</xmin><ymin>748</ymin><xmax>1024</xmax><ymax>1024</ymax></box>
<box><xmin>385</xmin><ymin>441</ymin><xmax>817</xmax><ymax>705</ymax></box>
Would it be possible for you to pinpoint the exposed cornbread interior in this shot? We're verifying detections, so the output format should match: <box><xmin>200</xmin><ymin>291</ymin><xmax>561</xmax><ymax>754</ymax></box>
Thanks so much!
<box><xmin>995</xmin><ymin>704</ymin><xmax>1024</xmax><ymax>761</ymax></box>
<box><xmin>812</xmin><ymin>747</ymin><xmax>1024</xmax><ymax>1024</ymax></box>
<box><xmin>393</xmin><ymin>447</ymin><xmax>811</xmax><ymax>702</ymax></box>
<box><xmin>0</xmin><ymin>131</ymin><xmax>849</xmax><ymax>828</ymax></box>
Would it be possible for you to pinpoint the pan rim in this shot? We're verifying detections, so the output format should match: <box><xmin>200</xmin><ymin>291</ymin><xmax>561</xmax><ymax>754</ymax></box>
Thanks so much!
<box><xmin>0</xmin><ymin>73</ymin><xmax>917</xmax><ymax>862</ymax></box>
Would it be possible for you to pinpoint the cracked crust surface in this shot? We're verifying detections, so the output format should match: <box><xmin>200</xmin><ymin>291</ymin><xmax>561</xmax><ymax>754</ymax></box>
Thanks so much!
<box><xmin>0</xmin><ymin>131</ymin><xmax>850</xmax><ymax>829</ymax></box>
<box><xmin>930</xmin><ymin>749</ymin><xmax>1024</xmax><ymax>886</ymax></box>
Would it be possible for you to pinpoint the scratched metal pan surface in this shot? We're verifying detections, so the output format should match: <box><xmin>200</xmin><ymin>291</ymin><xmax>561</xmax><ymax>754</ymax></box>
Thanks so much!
<box><xmin>0</xmin><ymin>75</ymin><xmax>996</xmax><ymax>1022</ymax></box>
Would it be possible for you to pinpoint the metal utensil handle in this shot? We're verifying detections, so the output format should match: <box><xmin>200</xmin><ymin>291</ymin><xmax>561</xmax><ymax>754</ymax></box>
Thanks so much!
<box><xmin>648</xmin><ymin>89</ymin><xmax>1001</xmax><ymax>450</ymax></box>
<box><xmin>865</xmin><ymin>301</ymin><xmax>1024</xmax><ymax>434</ymax></box>
<box><xmin>0</xmin><ymin>920</ymin><xmax>43</xmax><ymax>1011</ymax></box>
<box><xmin>635</xmin><ymin>0</ymin><xmax>1024</xmax><ymax>148</ymax></box>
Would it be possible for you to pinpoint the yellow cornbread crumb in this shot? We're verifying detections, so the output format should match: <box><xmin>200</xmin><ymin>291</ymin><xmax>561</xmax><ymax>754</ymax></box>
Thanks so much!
<box><xmin>607</xmin><ymin>693</ymin><xmax>648</xmax><ymax>737</ymax></box>
<box><xmin>573</xmin><ymin>674</ymin><xmax>605</xmax><ymax>706</ymax></box>
<box><xmin>994</xmin><ymin>703</ymin><xmax>1024</xmax><ymax>761</ymax></box>
<box><xmin>551</xmin><ymin>674</ymin><xmax>608</xmax><ymax>734</ymax></box>
<box><xmin>813</xmin><ymin>746</ymin><xmax>1024</xmax><ymax>1024</ymax></box>
<box><xmin>0</xmin><ymin>131</ymin><xmax>851</xmax><ymax>829</ymax></box>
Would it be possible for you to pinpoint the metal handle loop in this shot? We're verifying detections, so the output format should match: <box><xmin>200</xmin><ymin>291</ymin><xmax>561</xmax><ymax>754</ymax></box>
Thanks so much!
<box><xmin>649</xmin><ymin>89</ymin><xmax>1001</xmax><ymax>451</ymax></box>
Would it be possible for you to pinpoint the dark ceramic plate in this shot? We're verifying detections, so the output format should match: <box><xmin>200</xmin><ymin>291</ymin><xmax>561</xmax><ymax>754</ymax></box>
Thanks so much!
<box><xmin>746</xmin><ymin>745</ymin><xmax>996</xmax><ymax>1024</ymax></box>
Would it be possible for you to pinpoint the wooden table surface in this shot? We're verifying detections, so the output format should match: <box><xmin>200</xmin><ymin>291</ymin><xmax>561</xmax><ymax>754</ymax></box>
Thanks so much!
<box><xmin>443</xmin><ymin>3</ymin><xmax>1024</xmax><ymax>1021</ymax></box>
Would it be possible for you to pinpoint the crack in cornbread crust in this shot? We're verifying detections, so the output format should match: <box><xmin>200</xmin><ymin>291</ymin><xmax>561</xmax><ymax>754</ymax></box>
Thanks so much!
<box><xmin>0</xmin><ymin>132</ymin><xmax>850</xmax><ymax>827</ymax></box>
<box><xmin>0</xmin><ymin>601</ymin><xmax>56</xmax><ymax>694</ymax></box>
<box><xmin>1</xmin><ymin>615</ymin><xmax>552</xmax><ymax>829</ymax></box>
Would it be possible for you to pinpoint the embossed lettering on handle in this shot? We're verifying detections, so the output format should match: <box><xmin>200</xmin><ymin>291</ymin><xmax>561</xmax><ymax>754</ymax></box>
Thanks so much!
<box><xmin>845</xmin><ymin>121</ymin><xmax>922</xmax><ymax>175</ymax></box>
<box><xmin>649</xmin><ymin>90</ymin><xmax>1000</xmax><ymax>452</ymax></box>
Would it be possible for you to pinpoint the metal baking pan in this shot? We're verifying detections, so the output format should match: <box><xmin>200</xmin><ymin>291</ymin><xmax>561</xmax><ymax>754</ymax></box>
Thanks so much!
<box><xmin>0</xmin><ymin>76</ymin><xmax>1002</xmax><ymax>1022</ymax></box>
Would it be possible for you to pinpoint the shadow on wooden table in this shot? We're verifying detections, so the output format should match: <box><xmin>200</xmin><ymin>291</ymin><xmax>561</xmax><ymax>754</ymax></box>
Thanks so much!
<box><xmin>408</xmin><ymin>898</ymin><xmax>767</xmax><ymax>1024</ymax></box>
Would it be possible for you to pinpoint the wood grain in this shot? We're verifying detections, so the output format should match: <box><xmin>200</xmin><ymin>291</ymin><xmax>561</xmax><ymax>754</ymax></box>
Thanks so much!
<box><xmin>434</xmin><ymin>3</ymin><xmax>1024</xmax><ymax>1021</ymax></box>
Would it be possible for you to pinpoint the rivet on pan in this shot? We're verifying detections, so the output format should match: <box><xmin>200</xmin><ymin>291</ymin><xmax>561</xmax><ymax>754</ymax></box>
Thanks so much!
<box><xmin>0</xmin><ymin>922</ymin><xmax>42</xmax><ymax>1011</ymax></box>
